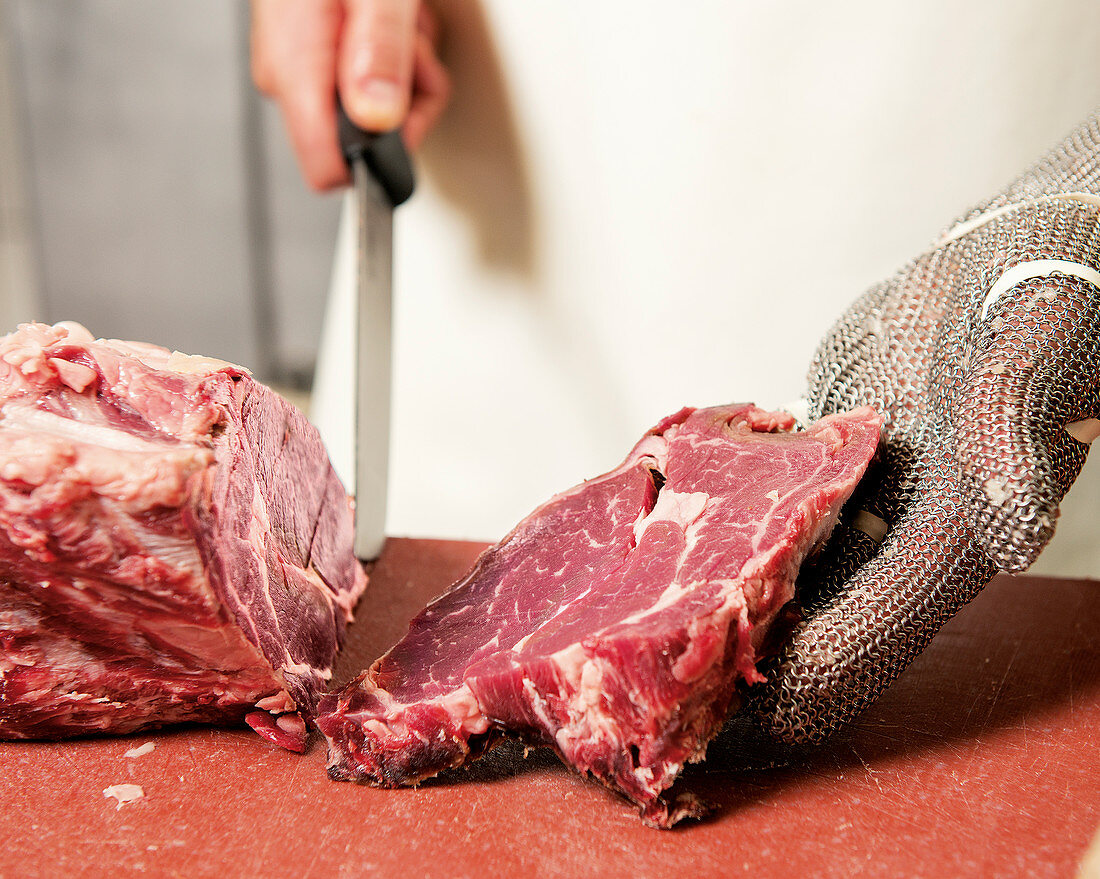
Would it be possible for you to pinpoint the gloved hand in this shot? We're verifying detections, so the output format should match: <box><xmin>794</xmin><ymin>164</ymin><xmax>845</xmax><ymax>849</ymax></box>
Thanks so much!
<box><xmin>754</xmin><ymin>113</ymin><xmax>1100</xmax><ymax>745</ymax></box>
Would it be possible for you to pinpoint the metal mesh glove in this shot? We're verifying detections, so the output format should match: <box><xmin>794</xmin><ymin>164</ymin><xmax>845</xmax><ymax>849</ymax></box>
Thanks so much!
<box><xmin>753</xmin><ymin>112</ymin><xmax>1100</xmax><ymax>745</ymax></box>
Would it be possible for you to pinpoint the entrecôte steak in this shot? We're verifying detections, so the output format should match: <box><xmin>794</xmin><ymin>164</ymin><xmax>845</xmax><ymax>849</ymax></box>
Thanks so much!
<box><xmin>317</xmin><ymin>403</ymin><xmax>880</xmax><ymax>825</ymax></box>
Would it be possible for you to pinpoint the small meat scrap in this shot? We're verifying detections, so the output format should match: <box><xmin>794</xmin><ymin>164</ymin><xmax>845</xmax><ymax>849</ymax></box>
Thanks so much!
<box><xmin>318</xmin><ymin>404</ymin><xmax>880</xmax><ymax>826</ymax></box>
<box><xmin>0</xmin><ymin>322</ymin><xmax>366</xmax><ymax>751</ymax></box>
<box><xmin>124</xmin><ymin>742</ymin><xmax>156</xmax><ymax>759</ymax></box>
<box><xmin>103</xmin><ymin>783</ymin><xmax>144</xmax><ymax>809</ymax></box>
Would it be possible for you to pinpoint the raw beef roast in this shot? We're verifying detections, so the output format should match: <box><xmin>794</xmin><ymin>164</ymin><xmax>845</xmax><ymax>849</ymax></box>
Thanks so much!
<box><xmin>317</xmin><ymin>404</ymin><xmax>880</xmax><ymax>825</ymax></box>
<box><xmin>0</xmin><ymin>322</ymin><xmax>366</xmax><ymax>751</ymax></box>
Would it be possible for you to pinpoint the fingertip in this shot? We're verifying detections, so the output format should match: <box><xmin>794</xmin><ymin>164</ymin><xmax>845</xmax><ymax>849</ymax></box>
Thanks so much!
<box><xmin>954</xmin><ymin>371</ymin><xmax>1085</xmax><ymax>572</ymax></box>
<box><xmin>338</xmin><ymin>0</ymin><xmax>418</xmax><ymax>133</ymax></box>
<box><xmin>303</xmin><ymin>159</ymin><xmax>351</xmax><ymax>193</ymax></box>
<box><xmin>400</xmin><ymin>117</ymin><xmax>424</xmax><ymax>153</ymax></box>
<box><xmin>961</xmin><ymin>467</ymin><xmax>1060</xmax><ymax>572</ymax></box>
<box><xmin>251</xmin><ymin>53</ymin><xmax>275</xmax><ymax>97</ymax></box>
<box><xmin>342</xmin><ymin>78</ymin><xmax>408</xmax><ymax>133</ymax></box>
<box><xmin>298</xmin><ymin>151</ymin><xmax>348</xmax><ymax>193</ymax></box>
<box><xmin>298</xmin><ymin>131</ymin><xmax>350</xmax><ymax>191</ymax></box>
<box><xmin>277</xmin><ymin>89</ymin><xmax>349</xmax><ymax>192</ymax></box>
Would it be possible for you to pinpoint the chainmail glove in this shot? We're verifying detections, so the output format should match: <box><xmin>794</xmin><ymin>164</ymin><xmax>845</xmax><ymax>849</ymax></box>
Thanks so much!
<box><xmin>754</xmin><ymin>112</ymin><xmax>1100</xmax><ymax>745</ymax></box>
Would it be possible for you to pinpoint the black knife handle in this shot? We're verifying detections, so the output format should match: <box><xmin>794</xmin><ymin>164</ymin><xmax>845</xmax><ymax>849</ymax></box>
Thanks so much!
<box><xmin>337</xmin><ymin>101</ymin><xmax>415</xmax><ymax>207</ymax></box>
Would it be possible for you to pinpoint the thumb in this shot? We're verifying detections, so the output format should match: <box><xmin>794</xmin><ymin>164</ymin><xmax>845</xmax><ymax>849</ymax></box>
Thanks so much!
<box><xmin>338</xmin><ymin>0</ymin><xmax>419</xmax><ymax>133</ymax></box>
<box><xmin>753</xmin><ymin>455</ymin><xmax>994</xmax><ymax>745</ymax></box>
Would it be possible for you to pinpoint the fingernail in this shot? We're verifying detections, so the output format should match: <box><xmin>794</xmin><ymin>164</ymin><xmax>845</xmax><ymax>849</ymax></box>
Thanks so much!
<box><xmin>350</xmin><ymin>80</ymin><xmax>403</xmax><ymax>130</ymax></box>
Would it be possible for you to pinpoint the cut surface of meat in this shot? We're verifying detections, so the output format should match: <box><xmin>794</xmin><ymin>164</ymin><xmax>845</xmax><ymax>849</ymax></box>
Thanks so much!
<box><xmin>317</xmin><ymin>403</ymin><xmax>880</xmax><ymax>825</ymax></box>
<box><xmin>0</xmin><ymin>322</ymin><xmax>366</xmax><ymax>751</ymax></box>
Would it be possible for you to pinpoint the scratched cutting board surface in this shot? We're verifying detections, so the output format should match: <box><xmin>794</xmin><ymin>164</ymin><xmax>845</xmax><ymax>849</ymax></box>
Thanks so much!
<box><xmin>1</xmin><ymin>538</ymin><xmax>1098</xmax><ymax>879</ymax></box>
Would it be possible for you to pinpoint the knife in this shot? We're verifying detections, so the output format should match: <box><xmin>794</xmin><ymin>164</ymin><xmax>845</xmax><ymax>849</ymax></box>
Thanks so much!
<box><xmin>337</xmin><ymin>105</ymin><xmax>415</xmax><ymax>560</ymax></box>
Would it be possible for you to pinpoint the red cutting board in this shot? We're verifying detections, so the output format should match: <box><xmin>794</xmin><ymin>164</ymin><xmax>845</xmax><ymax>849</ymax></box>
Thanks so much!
<box><xmin>2</xmin><ymin>538</ymin><xmax>1098</xmax><ymax>878</ymax></box>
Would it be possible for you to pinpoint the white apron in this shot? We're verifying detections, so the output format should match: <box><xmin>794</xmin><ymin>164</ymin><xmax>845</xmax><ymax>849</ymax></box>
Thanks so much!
<box><xmin>312</xmin><ymin>0</ymin><xmax>1100</xmax><ymax>575</ymax></box>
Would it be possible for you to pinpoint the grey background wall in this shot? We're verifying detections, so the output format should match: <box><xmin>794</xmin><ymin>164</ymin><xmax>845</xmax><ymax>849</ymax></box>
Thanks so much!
<box><xmin>0</xmin><ymin>0</ymin><xmax>340</xmax><ymax>386</ymax></box>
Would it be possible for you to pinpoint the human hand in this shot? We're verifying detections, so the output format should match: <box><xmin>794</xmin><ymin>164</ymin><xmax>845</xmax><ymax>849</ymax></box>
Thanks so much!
<box><xmin>753</xmin><ymin>114</ymin><xmax>1100</xmax><ymax>745</ymax></box>
<box><xmin>250</xmin><ymin>0</ymin><xmax>450</xmax><ymax>190</ymax></box>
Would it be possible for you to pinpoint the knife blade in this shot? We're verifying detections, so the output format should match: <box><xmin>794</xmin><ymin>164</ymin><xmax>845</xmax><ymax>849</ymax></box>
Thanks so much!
<box><xmin>337</xmin><ymin>106</ymin><xmax>415</xmax><ymax>560</ymax></box>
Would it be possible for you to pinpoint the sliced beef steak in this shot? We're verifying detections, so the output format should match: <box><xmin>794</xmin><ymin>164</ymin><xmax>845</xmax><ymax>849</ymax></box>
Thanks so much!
<box><xmin>0</xmin><ymin>322</ymin><xmax>366</xmax><ymax>750</ymax></box>
<box><xmin>317</xmin><ymin>403</ymin><xmax>879</xmax><ymax>825</ymax></box>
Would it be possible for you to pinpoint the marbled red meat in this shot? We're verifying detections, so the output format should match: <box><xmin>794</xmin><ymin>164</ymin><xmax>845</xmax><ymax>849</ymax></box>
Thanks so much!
<box><xmin>0</xmin><ymin>322</ymin><xmax>366</xmax><ymax>750</ymax></box>
<box><xmin>317</xmin><ymin>403</ymin><xmax>879</xmax><ymax>825</ymax></box>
